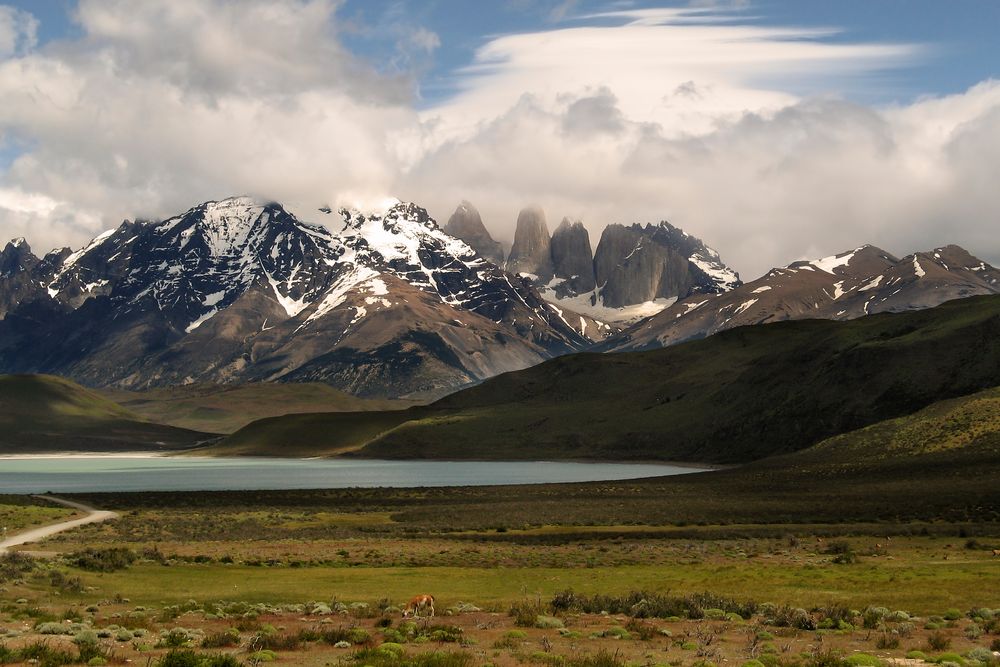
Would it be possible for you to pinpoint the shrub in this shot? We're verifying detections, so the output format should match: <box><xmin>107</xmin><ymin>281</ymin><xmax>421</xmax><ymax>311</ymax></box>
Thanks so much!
<box><xmin>944</xmin><ymin>610</ymin><xmax>963</xmax><ymax>621</ymax></box>
<box><xmin>66</xmin><ymin>548</ymin><xmax>137</xmax><ymax>572</ymax></box>
<box><xmin>875</xmin><ymin>634</ymin><xmax>900</xmax><ymax>650</ymax></box>
<box><xmin>927</xmin><ymin>632</ymin><xmax>952</xmax><ymax>652</ymax></box>
<box><xmin>156</xmin><ymin>650</ymin><xmax>243</xmax><ymax>667</ymax></box>
<box><xmin>862</xmin><ymin>608</ymin><xmax>889</xmax><ymax>629</ymax></box>
<box><xmin>252</xmin><ymin>632</ymin><xmax>300</xmax><ymax>651</ymax></box>
<box><xmin>425</xmin><ymin>625</ymin><xmax>463</xmax><ymax>643</ymax></box>
<box><xmin>967</xmin><ymin>648</ymin><xmax>993</xmax><ymax>665</ymax></box>
<box><xmin>844</xmin><ymin>654</ymin><xmax>882</xmax><ymax>667</ymax></box>
<box><xmin>565</xmin><ymin>650</ymin><xmax>627</xmax><ymax>667</ymax></box>
<box><xmin>510</xmin><ymin>598</ymin><xmax>546</xmax><ymax>627</ymax></box>
<box><xmin>322</xmin><ymin>627</ymin><xmax>372</xmax><ymax>647</ymax></box>
<box><xmin>823</xmin><ymin>541</ymin><xmax>852</xmax><ymax>555</ymax></box>
<box><xmin>15</xmin><ymin>641</ymin><xmax>76</xmax><ymax>666</ymax></box>
<box><xmin>535</xmin><ymin>616</ymin><xmax>565</xmax><ymax>630</ymax></box>
<box><xmin>624</xmin><ymin>619</ymin><xmax>658</xmax><ymax>641</ymax></box>
<box><xmin>202</xmin><ymin>629</ymin><xmax>240</xmax><ymax>649</ymax></box>
<box><xmin>297</xmin><ymin>628</ymin><xmax>322</xmax><ymax>642</ymax></box>
<box><xmin>549</xmin><ymin>590</ymin><xmax>756</xmax><ymax>620</ymax></box>
<box><xmin>964</xmin><ymin>624</ymin><xmax>983</xmax><ymax>640</ymax></box>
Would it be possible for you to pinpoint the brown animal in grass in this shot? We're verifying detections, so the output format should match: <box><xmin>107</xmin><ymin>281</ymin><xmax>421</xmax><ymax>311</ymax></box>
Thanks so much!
<box><xmin>402</xmin><ymin>594</ymin><xmax>435</xmax><ymax>618</ymax></box>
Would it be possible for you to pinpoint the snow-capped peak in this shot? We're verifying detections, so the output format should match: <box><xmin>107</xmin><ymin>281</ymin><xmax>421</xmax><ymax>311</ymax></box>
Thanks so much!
<box><xmin>807</xmin><ymin>246</ymin><xmax>868</xmax><ymax>274</ymax></box>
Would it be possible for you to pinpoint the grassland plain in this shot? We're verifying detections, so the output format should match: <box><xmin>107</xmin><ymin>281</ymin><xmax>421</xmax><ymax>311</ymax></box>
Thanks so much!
<box><xmin>210</xmin><ymin>294</ymin><xmax>1000</xmax><ymax>463</ymax></box>
<box><xmin>2</xmin><ymin>517</ymin><xmax>1000</xmax><ymax>667</ymax></box>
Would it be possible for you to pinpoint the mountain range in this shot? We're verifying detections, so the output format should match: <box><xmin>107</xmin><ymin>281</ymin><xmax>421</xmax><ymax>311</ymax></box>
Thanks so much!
<box><xmin>0</xmin><ymin>198</ymin><xmax>587</xmax><ymax>398</ymax></box>
<box><xmin>2</xmin><ymin>194</ymin><xmax>999</xmax><ymax>400</ymax></box>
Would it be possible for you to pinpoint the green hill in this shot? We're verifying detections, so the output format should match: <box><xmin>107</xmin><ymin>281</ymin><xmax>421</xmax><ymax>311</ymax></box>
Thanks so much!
<box><xmin>98</xmin><ymin>383</ymin><xmax>415</xmax><ymax>434</ymax></box>
<box><xmin>210</xmin><ymin>294</ymin><xmax>1000</xmax><ymax>463</ymax></box>
<box><xmin>378</xmin><ymin>385</ymin><xmax>1000</xmax><ymax>528</ymax></box>
<box><xmin>0</xmin><ymin>374</ymin><xmax>211</xmax><ymax>453</ymax></box>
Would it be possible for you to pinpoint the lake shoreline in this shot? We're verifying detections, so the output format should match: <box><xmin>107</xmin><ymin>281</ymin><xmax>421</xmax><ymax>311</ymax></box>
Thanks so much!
<box><xmin>0</xmin><ymin>456</ymin><xmax>713</xmax><ymax>495</ymax></box>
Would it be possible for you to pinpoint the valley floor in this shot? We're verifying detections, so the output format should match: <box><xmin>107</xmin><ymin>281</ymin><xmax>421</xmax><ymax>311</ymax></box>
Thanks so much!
<box><xmin>1</xmin><ymin>491</ymin><xmax>999</xmax><ymax>667</ymax></box>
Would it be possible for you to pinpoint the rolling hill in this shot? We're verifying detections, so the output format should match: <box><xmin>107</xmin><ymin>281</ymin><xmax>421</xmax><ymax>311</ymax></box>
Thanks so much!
<box><xmin>207</xmin><ymin>294</ymin><xmax>1000</xmax><ymax>463</ymax></box>
<box><xmin>98</xmin><ymin>383</ymin><xmax>415</xmax><ymax>434</ymax></box>
<box><xmin>0</xmin><ymin>375</ymin><xmax>210</xmax><ymax>453</ymax></box>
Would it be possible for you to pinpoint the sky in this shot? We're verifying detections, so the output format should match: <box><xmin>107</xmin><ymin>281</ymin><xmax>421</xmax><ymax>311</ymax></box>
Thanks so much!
<box><xmin>0</xmin><ymin>0</ymin><xmax>998</xmax><ymax>280</ymax></box>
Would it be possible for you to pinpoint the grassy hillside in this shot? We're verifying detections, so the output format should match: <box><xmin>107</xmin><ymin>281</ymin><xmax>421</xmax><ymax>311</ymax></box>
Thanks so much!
<box><xmin>210</xmin><ymin>294</ymin><xmax>1000</xmax><ymax>463</ymax></box>
<box><xmin>0</xmin><ymin>374</ymin><xmax>210</xmax><ymax>453</ymax></box>
<box><xmin>99</xmin><ymin>383</ymin><xmax>415</xmax><ymax>434</ymax></box>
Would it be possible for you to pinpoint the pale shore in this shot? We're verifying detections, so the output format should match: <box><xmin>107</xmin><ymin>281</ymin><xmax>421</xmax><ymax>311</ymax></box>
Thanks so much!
<box><xmin>0</xmin><ymin>452</ymin><xmax>167</xmax><ymax>460</ymax></box>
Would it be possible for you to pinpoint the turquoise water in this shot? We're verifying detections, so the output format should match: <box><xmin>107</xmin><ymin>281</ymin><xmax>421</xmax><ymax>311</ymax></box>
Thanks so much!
<box><xmin>0</xmin><ymin>457</ymin><xmax>705</xmax><ymax>493</ymax></box>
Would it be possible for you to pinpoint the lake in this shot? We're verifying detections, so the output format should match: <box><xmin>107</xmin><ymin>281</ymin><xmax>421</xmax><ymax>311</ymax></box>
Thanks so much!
<box><xmin>0</xmin><ymin>457</ymin><xmax>706</xmax><ymax>493</ymax></box>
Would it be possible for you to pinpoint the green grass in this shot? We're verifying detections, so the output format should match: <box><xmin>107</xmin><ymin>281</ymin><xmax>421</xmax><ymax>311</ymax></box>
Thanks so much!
<box><xmin>207</xmin><ymin>294</ymin><xmax>1000</xmax><ymax>463</ymax></box>
<box><xmin>99</xmin><ymin>382</ymin><xmax>416</xmax><ymax>434</ymax></box>
<box><xmin>0</xmin><ymin>502</ymin><xmax>77</xmax><ymax>532</ymax></box>
<box><xmin>0</xmin><ymin>374</ymin><xmax>210</xmax><ymax>453</ymax></box>
<box><xmin>54</xmin><ymin>556</ymin><xmax>999</xmax><ymax>614</ymax></box>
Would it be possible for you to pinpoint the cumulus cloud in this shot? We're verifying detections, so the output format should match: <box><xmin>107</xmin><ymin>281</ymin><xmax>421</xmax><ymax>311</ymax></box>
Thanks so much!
<box><xmin>0</xmin><ymin>1</ymin><xmax>998</xmax><ymax>281</ymax></box>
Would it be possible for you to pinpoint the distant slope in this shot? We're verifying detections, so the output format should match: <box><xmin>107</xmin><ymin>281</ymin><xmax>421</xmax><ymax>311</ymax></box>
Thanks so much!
<box><xmin>0</xmin><ymin>375</ymin><xmax>211</xmax><ymax>453</ymax></box>
<box><xmin>207</xmin><ymin>294</ymin><xmax>1000</xmax><ymax>463</ymax></box>
<box><xmin>787</xmin><ymin>384</ymin><xmax>1000</xmax><ymax>466</ymax></box>
<box><xmin>98</xmin><ymin>383</ymin><xmax>416</xmax><ymax>434</ymax></box>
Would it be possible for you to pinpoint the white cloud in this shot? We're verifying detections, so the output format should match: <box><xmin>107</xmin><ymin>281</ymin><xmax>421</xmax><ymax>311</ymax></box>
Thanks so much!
<box><xmin>1</xmin><ymin>1</ymin><xmax>999</xmax><ymax>281</ymax></box>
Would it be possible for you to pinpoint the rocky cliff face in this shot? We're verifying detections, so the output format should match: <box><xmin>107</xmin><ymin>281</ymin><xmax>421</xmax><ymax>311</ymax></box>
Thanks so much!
<box><xmin>0</xmin><ymin>238</ymin><xmax>48</xmax><ymax>318</ymax></box>
<box><xmin>550</xmin><ymin>218</ymin><xmax>596</xmax><ymax>297</ymax></box>
<box><xmin>593</xmin><ymin>222</ymin><xmax>740</xmax><ymax>309</ymax></box>
<box><xmin>0</xmin><ymin>198</ymin><xmax>589</xmax><ymax>398</ymax></box>
<box><xmin>443</xmin><ymin>201</ymin><xmax>504</xmax><ymax>265</ymax></box>
<box><xmin>603</xmin><ymin>243</ymin><xmax>1000</xmax><ymax>351</ymax></box>
<box><xmin>505</xmin><ymin>207</ymin><xmax>554</xmax><ymax>283</ymax></box>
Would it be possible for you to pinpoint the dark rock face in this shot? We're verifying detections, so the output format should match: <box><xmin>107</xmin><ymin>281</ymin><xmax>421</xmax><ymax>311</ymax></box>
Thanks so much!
<box><xmin>0</xmin><ymin>198</ymin><xmax>589</xmax><ymax>398</ymax></box>
<box><xmin>593</xmin><ymin>222</ymin><xmax>740</xmax><ymax>308</ymax></box>
<box><xmin>603</xmin><ymin>243</ymin><xmax>1000</xmax><ymax>352</ymax></box>
<box><xmin>0</xmin><ymin>238</ymin><xmax>46</xmax><ymax>318</ymax></box>
<box><xmin>506</xmin><ymin>207</ymin><xmax>554</xmax><ymax>283</ymax></box>
<box><xmin>550</xmin><ymin>218</ymin><xmax>596</xmax><ymax>296</ymax></box>
<box><xmin>443</xmin><ymin>201</ymin><xmax>504</xmax><ymax>265</ymax></box>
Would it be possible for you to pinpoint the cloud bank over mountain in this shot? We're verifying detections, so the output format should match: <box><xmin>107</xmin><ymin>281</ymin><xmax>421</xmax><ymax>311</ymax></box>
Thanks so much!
<box><xmin>0</xmin><ymin>0</ymin><xmax>998</xmax><ymax>279</ymax></box>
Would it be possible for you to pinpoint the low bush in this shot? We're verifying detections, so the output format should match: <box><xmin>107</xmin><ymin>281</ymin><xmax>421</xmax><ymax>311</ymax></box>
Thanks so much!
<box><xmin>510</xmin><ymin>598</ymin><xmax>546</xmax><ymax>627</ymax></box>
<box><xmin>202</xmin><ymin>629</ymin><xmax>240</xmax><ymax>649</ymax></box>
<box><xmin>927</xmin><ymin>631</ymin><xmax>952</xmax><ymax>652</ymax></box>
<box><xmin>157</xmin><ymin>649</ymin><xmax>242</xmax><ymax>666</ymax></box>
<box><xmin>322</xmin><ymin>626</ymin><xmax>372</xmax><ymax>647</ymax></box>
<box><xmin>66</xmin><ymin>548</ymin><xmax>137</xmax><ymax>572</ymax></box>
<box><xmin>549</xmin><ymin>590</ymin><xmax>756</xmax><ymax>620</ymax></box>
<box><xmin>565</xmin><ymin>650</ymin><xmax>627</xmax><ymax>667</ymax></box>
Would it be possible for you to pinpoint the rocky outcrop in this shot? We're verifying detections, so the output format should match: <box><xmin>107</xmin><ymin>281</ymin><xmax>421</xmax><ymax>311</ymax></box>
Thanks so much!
<box><xmin>592</xmin><ymin>222</ymin><xmax>739</xmax><ymax>308</ymax></box>
<box><xmin>550</xmin><ymin>218</ymin><xmax>596</xmax><ymax>296</ymax></box>
<box><xmin>443</xmin><ymin>201</ymin><xmax>504</xmax><ymax>265</ymax></box>
<box><xmin>0</xmin><ymin>238</ymin><xmax>47</xmax><ymax>318</ymax></box>
<box><xmin>506</xmin><ymin>207</ymin><xmax>554</xmax><ymax>283</ymax></box>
